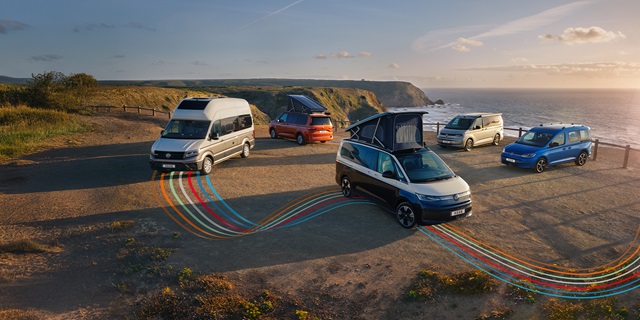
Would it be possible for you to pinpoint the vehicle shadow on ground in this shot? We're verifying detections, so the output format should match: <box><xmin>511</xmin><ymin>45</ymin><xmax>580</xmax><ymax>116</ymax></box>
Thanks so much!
<box><xmin>0</xmin><ymin>141</ymin><xmax>156</xmax><ymax>194</ymax></box>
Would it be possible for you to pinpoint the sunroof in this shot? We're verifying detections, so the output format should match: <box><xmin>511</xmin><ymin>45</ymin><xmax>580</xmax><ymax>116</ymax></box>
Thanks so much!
<box><xmin>176</xmin><ymin>99</ymin><xmax>210</xmax><ymax>110</ymax></box>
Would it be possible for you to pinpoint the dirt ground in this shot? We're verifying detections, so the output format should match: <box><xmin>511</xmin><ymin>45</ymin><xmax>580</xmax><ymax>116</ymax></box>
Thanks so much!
<box><xmin>1</xmin><ymin>111</ymin><xmax>640</xmax><ymax>319</ymax></box>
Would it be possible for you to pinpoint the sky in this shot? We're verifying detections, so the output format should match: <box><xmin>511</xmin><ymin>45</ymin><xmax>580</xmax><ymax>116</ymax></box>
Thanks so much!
<box><xmin>1</xmin><ymin>0</ymin><xmax>639</xmax><ymax>88</ymax></box>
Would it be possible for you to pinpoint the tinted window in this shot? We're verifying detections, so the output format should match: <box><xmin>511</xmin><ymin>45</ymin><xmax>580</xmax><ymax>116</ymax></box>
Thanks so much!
<box><xmin>445</xmin><ymin>116</ymin><xmax>474</xmax><ymax>130</ymax></box>
<box><xmin>176</xmin><ymin>100</ymin><xmax>209</xmax><ymax>110</ymax></box>
<box><xmin>516</xmin><ymin>131</ymin><xmax>553</xmax><ymax>147</ymax></box>
<box><xmin>277</xmin><ymin>113</ymin><xmax>288</xmax><ymax>122</ymax></box>
<box><xmin>311</xmin><ymin>117</ymin><xmax>331</xmax><ymax>125</ymax></box>
<box><xmin>397</xmin><ymin>151</ymin><xmax>455</xmax><ymax>183</ymax></box>
<box><xmin>341</xmin><ymin>142</ymin><xmax>377</xmax><ymax>170</ymax></box>
<box><xmin>485</xmin><ymin>116</ymin><xmax>502</xmax><ymax>127</ymax></box>
<box><xmin>236</xmin><ymin>114</ymin><xmax>253</xmax><ymax>130</ymax></box>
<box><xmin>289</xmin><ymin>113</ymin><xmax>307</xmax><ymax>125</ymax></box>
<box><xmin>162</xmin><ymin>120</ymin><xmax>211</xmax><ymax>139</ymax></box>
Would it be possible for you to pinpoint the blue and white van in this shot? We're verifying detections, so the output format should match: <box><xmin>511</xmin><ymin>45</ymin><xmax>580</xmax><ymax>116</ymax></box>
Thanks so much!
<box><xmin>335</xmin><ymin>112</ymin><xmax>472</xmax><ymax>228</ymax></box>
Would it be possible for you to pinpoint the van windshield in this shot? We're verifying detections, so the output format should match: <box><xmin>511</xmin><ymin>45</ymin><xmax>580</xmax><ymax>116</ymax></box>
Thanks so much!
<box><xmin>162</xmin><ymin>120</ymin><xmax>211</xmax><ymax>139</ymax></box>
<box><xmin>516</xmin><ymin>131</ymin><xmax>553</xmax><ymax>147</ymax></box>
<box><xmin>444</xmin><ymin>116</ymin><xmax>474</xmax><ymax>130</ymax></box>
<box><xmin>396</xmin><ymin>151</ymin><xmax>455</xmax><ymax>183</ymax></box>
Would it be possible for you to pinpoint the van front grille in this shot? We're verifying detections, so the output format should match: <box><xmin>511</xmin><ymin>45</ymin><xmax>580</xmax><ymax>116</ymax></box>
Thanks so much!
<box><xmin>154</xmin><ymin>151</ymin><xmax>184</xmax><ymax>160</ymax></box>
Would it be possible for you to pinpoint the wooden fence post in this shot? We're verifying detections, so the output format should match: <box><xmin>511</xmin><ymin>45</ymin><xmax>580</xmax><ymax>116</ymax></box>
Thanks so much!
<box><xmin>137</xmin><ymin>106</ymin><xmax>141</xmax><ymax>114</ymax></box>
<box><xmin>518</xmin><ymin>128</ymin><xmax>523</xmax><ymax>137</ymax></box>
<box><xmin>436</xmin><ymin>122</ymin><xmax>440</xmax><ymax>135</ymax></box>
<box><xmin>152</xmin><ymin>109</ymin><xmax>156</xmax><ymax>116</ymax></box>
<box><xmin>623</xmin><ymin>145</ymin><xmax>630</xmax><ymax>169</ymax></box>
<box><xmin>592</xmin><ymin>139</ymin><xmax>599</xmax><ymax>161</ymax></box>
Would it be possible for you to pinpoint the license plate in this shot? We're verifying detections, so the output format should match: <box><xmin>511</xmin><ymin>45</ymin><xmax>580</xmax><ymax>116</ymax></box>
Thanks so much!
<box><xmin>505</xmin><ymin>158</ymin><xmax>515</xmax><ymax>163</ymax></box>
<box><xmin>451</xmin><ymin>209</ymin><xmax>465</xmax><ymax>216</ymax></box>
<box><xmin>162</xmin><ymin>164</ymin><xmax>175</xmax><ymax>169</ymax></box>
<box><xmin>442</xmin><ymin>140</ymin><xmax>451</xmax><ymax>144</ymax></box>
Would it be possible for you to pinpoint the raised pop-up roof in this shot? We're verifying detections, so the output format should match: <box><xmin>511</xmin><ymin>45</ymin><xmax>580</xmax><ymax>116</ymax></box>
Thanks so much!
<box><xmin>345</xmin><ymin>111</ymin><xmax>426</xmax><ymax>151</ymax></box>
<box><xmin>287</xmin><ymin>95</ymin><xmax>328</xmax><ymax>114</ymax></box>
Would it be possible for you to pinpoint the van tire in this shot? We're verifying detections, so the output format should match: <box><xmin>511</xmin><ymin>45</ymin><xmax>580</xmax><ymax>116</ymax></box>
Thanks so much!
<box><xmin>576</xmin><ymin>151</ymin><xmax>588</xmax><ymax>166</ymax></box>
<box><xmin>396</xmin><ymin>202</ymin><xmax>417</xmax><ymax>228</ymax></box>
<box><xmin>340</xmin><ymin>176</ymin><xmax>353</xmax><ymax>198</ymax></box>
<box><xmin>240</xmin><ymin>143</ymin><xmax>250</xmax><ymax>158</ymax></box>
<box><xmin>534</xmin><ymin>157</ymin><xmax>546</xmax><ymax>173</ymax></box>
<box><xmin>492</xmin><ymin>134</ymin><xmax>500</xmax><ymax>146</ymax></box>
<box><xmin>464</xmin><ymin>139</ymin><xmax>474</xmax><ymax>151</ymax></box>
<box><xmin>200</xmin><ymin>156</ymin><xmax>213</xmax><ymax>175</ymax></box>
<box><xmin>296</xmin><ymin>133</ymin><xmax>305</xmax><ymax>145</ymax></box>
<box><xmin>269</xmin><ymin>128</ymin><xmax>278</xmax><ymax>139</ymax></box>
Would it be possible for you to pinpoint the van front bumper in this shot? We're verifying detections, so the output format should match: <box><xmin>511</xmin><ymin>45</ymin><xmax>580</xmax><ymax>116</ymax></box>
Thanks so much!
<box><xmin>149</xmin><ymin>158</ymin><xmax>200</xmax><ymax>172</ymax></box>
<box><xmin>436</xmin><ymin>137</ymin><xmax>464</xmax><ymax>148</ymax></box>
<box><xmin>419</xmin><ymin>203</ymin><xmax>473</xmax><ymax>224</ymax></box>
<box><xmin>500</xmin><ymin>153</ymin><xmax>536</xmax><ymax>169</ymax></box>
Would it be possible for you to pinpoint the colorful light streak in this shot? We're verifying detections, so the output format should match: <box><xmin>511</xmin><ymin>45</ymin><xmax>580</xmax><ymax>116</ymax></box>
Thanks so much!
<box><xmin>151</xmin><ymin>170</ymin><xmax>639</xmax><ymax>298</ymax></box>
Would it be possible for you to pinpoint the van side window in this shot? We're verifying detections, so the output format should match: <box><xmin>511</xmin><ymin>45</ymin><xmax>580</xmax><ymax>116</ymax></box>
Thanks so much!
<box><xmin>352</xmin><ymin>143</ymin><xmax>377</xmax><ymax>170</ymax></box>
<box><xmin>550</xmin><ymin>133</ymin><xmax>565</xmax><ymax>146</ymax></box>
<box><xmin>579</xmin><ymin>129</ymin><xmax>590</xmax><ymax>141</ymax></box>
<box><xmin>472</xmin><ymin>118</ymin><xmax>483</xmax><ymax>130</ymax></box>
<box><xmin>278</xmin><ymin>113</ymin><xmax>288</xmax><ymax>123</ymax></box>
<box><xmin>220</xmin><ymin>117</ymin><xmax>235</xmax><ymax>136</ymax></box>
<box><xmin>377</xmin><ymin>152</ymin><xmax>396</xmax><ymax>176</ymax></box>
<box><xmin>568</xmin><ymin>131</ymin><xmax>580</xmax><ymax>143</ymax></box>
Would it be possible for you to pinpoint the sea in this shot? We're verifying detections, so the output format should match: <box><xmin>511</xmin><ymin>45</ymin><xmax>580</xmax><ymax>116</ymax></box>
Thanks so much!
<box><xmin>391</xmin><ymin>88</ymin><xmax>640</xmax><ymax>149</ymax></box>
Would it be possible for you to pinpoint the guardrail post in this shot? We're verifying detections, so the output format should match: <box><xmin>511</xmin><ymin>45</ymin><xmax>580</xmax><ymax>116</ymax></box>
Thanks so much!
<box><xmin>592</xmin><ymin>139</ymin><xmax>599</xmax><ymax>161</ymax></box>
<box><xmin>152</xmin><ymin>109</ymin><xmax>156</xmax><ymax>116</ymax></box>
<box><xmin>436</xmin><ymin>122</ymin><xmax>440</xmax><ymax>135</ymax></box>
<box><xmin>123</xmin><ymin>105</ymin><xmax>127</xmax><ymax>112</ymax></box>
<box><xmin>518</xmin><ymin>127</ymin><xmax>523</xmax><ymax>137</ymax></box>
<box><xmin>168</xmin><ymin>111</ymin><xmax>172</xmax><ymax>119</ymax></box>
<box><xmin>623</xmin><ymin>145</ymin><xmax>630</xmax><ymax>169</ymax></box>
<box><xmin>137</xmin><ymin>106</ymin><xmax>141</xmax><ymax>114</ymax></box>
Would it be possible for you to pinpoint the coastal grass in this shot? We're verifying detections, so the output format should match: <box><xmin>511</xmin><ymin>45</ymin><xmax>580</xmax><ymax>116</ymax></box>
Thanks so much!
<box><xmin>0</xmin><ymin>105</ymin><xmax>87</xmax><ymax>160</ymax></box>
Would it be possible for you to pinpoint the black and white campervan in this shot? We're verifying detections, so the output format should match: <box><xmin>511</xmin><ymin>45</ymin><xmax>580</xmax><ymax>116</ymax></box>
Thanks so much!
<box><xmin>335</xmin><ymin>111</ymin><xmax>472</xmax><ymax>228</ymax></box>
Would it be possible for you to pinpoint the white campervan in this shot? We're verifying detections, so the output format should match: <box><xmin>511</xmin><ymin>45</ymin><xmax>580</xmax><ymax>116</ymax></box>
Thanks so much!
<box><xmin>149</xmin><ymin>97</ymin><xmax>255</xmax><ymax>175</ymax></box>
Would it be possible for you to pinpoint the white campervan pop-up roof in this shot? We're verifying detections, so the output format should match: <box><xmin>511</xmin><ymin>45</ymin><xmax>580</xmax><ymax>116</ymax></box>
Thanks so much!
<box><xmin>171</xmin><ymin>97</ymin><xmax>250</xmax><ymax>121</ymax></box>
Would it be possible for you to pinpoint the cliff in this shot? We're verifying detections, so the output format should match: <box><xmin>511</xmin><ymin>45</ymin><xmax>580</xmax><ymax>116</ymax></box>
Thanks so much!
<box><xmin>101</xmin><ymin>78</ymin><xmax>433</xmax><ymax>108</ymax></box>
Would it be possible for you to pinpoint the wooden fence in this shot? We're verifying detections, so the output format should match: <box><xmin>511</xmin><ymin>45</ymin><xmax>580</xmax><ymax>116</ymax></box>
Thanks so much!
<box><xmin>91</xmin><ymin>105</ymin><xmax>172</xmax><ymax>119</ymax></box>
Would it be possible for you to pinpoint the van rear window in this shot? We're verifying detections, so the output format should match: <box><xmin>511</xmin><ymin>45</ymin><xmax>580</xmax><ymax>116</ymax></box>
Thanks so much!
<box><xmin>311</xmin><ymin>117</ymin><xmax>331</xmax><ymax>125</ymax></box>
<box><xmin>177</xmin><ymin>100</ymin><xmax>210</xmax><ymax>110</ymax></box>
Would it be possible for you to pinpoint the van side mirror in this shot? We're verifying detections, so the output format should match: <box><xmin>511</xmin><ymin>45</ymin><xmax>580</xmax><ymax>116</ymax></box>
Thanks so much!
<box><xmin>382</xmin><ymin>171</ymin><xmax>395</xmax><ymax>179</ymax></box>
<box><xmin>160</xmin><ymin>130</ymin><xmax>164</xmax><ymax>137</ymax></box>
<box><xmin>549</xmin><ymin>142</ymin><xmax>559</xmax><ymax>148</ymax></box>
<box><xmin>474</xmin><ymin>125</ymin><xmax>481</xmax><ymax>130</ymax></box>
<box><xmin>210</xmin><ymin>132</ymin><xmax>220</xmax><ymax>140</ymax></box>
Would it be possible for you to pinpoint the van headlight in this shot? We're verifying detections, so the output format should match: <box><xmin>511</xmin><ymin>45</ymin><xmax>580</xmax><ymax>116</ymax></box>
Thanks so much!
<box><xmin>417</xmin><ymin>194</ymin><xmax>447</xmax><ymax>201</ymax></box>
<box><xmin>520</xmin><ymin>153</ymin><xmax>536</xmax><ymax>158</ymax></box>
<box><xmin>184</xmin><ymin>150</ymin><xmax>199</xmax><ymax>158</ymax></box>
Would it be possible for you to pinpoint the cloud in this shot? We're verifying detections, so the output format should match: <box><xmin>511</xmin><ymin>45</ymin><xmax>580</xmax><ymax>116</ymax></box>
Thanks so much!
<box><xmin>511</xmin><ymin>57</ymin><xmax>529</xmax><ymax>63</ymax></box>
<box><xmin>556</xmin><ymin>26</ymin><xmax>625</xmax><ymax>44</ymax></box>
<box><xmin>452</xmin><ymin>45</ymin><xmax>470</xmax><ymax>53</ymax></box>
<box><xmin>73</xmin><ymin>23</ymin><xmax>116</xmax><ymax>32</ymax></box>
<box><xmin>28</xmin><ymin>54</ymin><xmax>62</xmax><ymax>62</ymax></box>
<box><xmin>316</xmin><ymin>51</ymin><xmax>372</xmax><ymax>59</ymax></box>
<box><xmin>315</xmin><ymin>54</ymin><xmax>327</xmax><ymax>59</ymax></box>
<box><xmin>457</xmin><ymin>38</ymin><xmax>483</xmax><ymax>47</ymax></box>
<box><xmin>389</xmin><ymin>63</ymin><xmax>400</xmax><ymax>69</ymax></box>
<box><xmin>463</xmin><ymin>62</ymin><xmax>640</xmax><ymax>78</ymax></box>
<box><xmin>415</xmin><ymin>1</ymin><xmax>592</xmax><ymax>52</ymax></box>
<box><xmin>0</xmin><ymin>19</ymin><xmax>28</xmax><ymax>34</ymax></box>
<box><xmin>125</xmin><ymin>22</ymin><xmax>156</xmax><ymax>32</ymax></box>
<box><xmin>358</xmin><ymin>51</ymin><xmax>373</xmax><ymax>58</ymax></box>
<box><xmin>332</xmin><ymin>51</ymin><xmax>354</xmax><ymax>58</ymax></box>
<box><xmin>238</xmin><ymin>0</ymin><xmax>304</xmax><ymax>30</ymax></box>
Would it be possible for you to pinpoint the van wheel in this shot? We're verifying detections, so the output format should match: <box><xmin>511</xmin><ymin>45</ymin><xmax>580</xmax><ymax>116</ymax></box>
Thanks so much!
<box><xmin>240</xmin><ymin>143</ymin><xmax>250</xmax><ymax>158</ymax></box>
<box><xmin>534</xmin><ymin>157</ymin><xmax>546</xmax><ymax>173</ymax></box>
<box><xmin>575</xmin><ymin>151</ymin><xmax>588</xmax><ymax>166</ymax></box>
<box><xmin>296</xmin><ymin>134</ymin><xmax>305</xmax><ymax>145</ymax></box>
<box><xmin>200</xmin><ymin>156</ymin><xmax>213</xmax><ymax>175</ymax></box>
<box><xmin>492</xmin><ymin>134</ymin><xmax>500</xmax><ymax>146</ymax></box>
<box><xmin>340</xmin><ymin>176</ymin><xmax>353</xmax><ymax>198</ymax></box>
<box><xmin>396</xmin><ymin>202</ymin><xmax>417</xmax><ymax>229</ymax></box>
<box><xmin>464</xmin><ymin>139</ymin><xmax>473</xmax><ymax>151</ymax></box>
<box><xmin>269</xmin><ymin>128</ymin><xmax>277</xmax><ymax>139</ymax></box>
